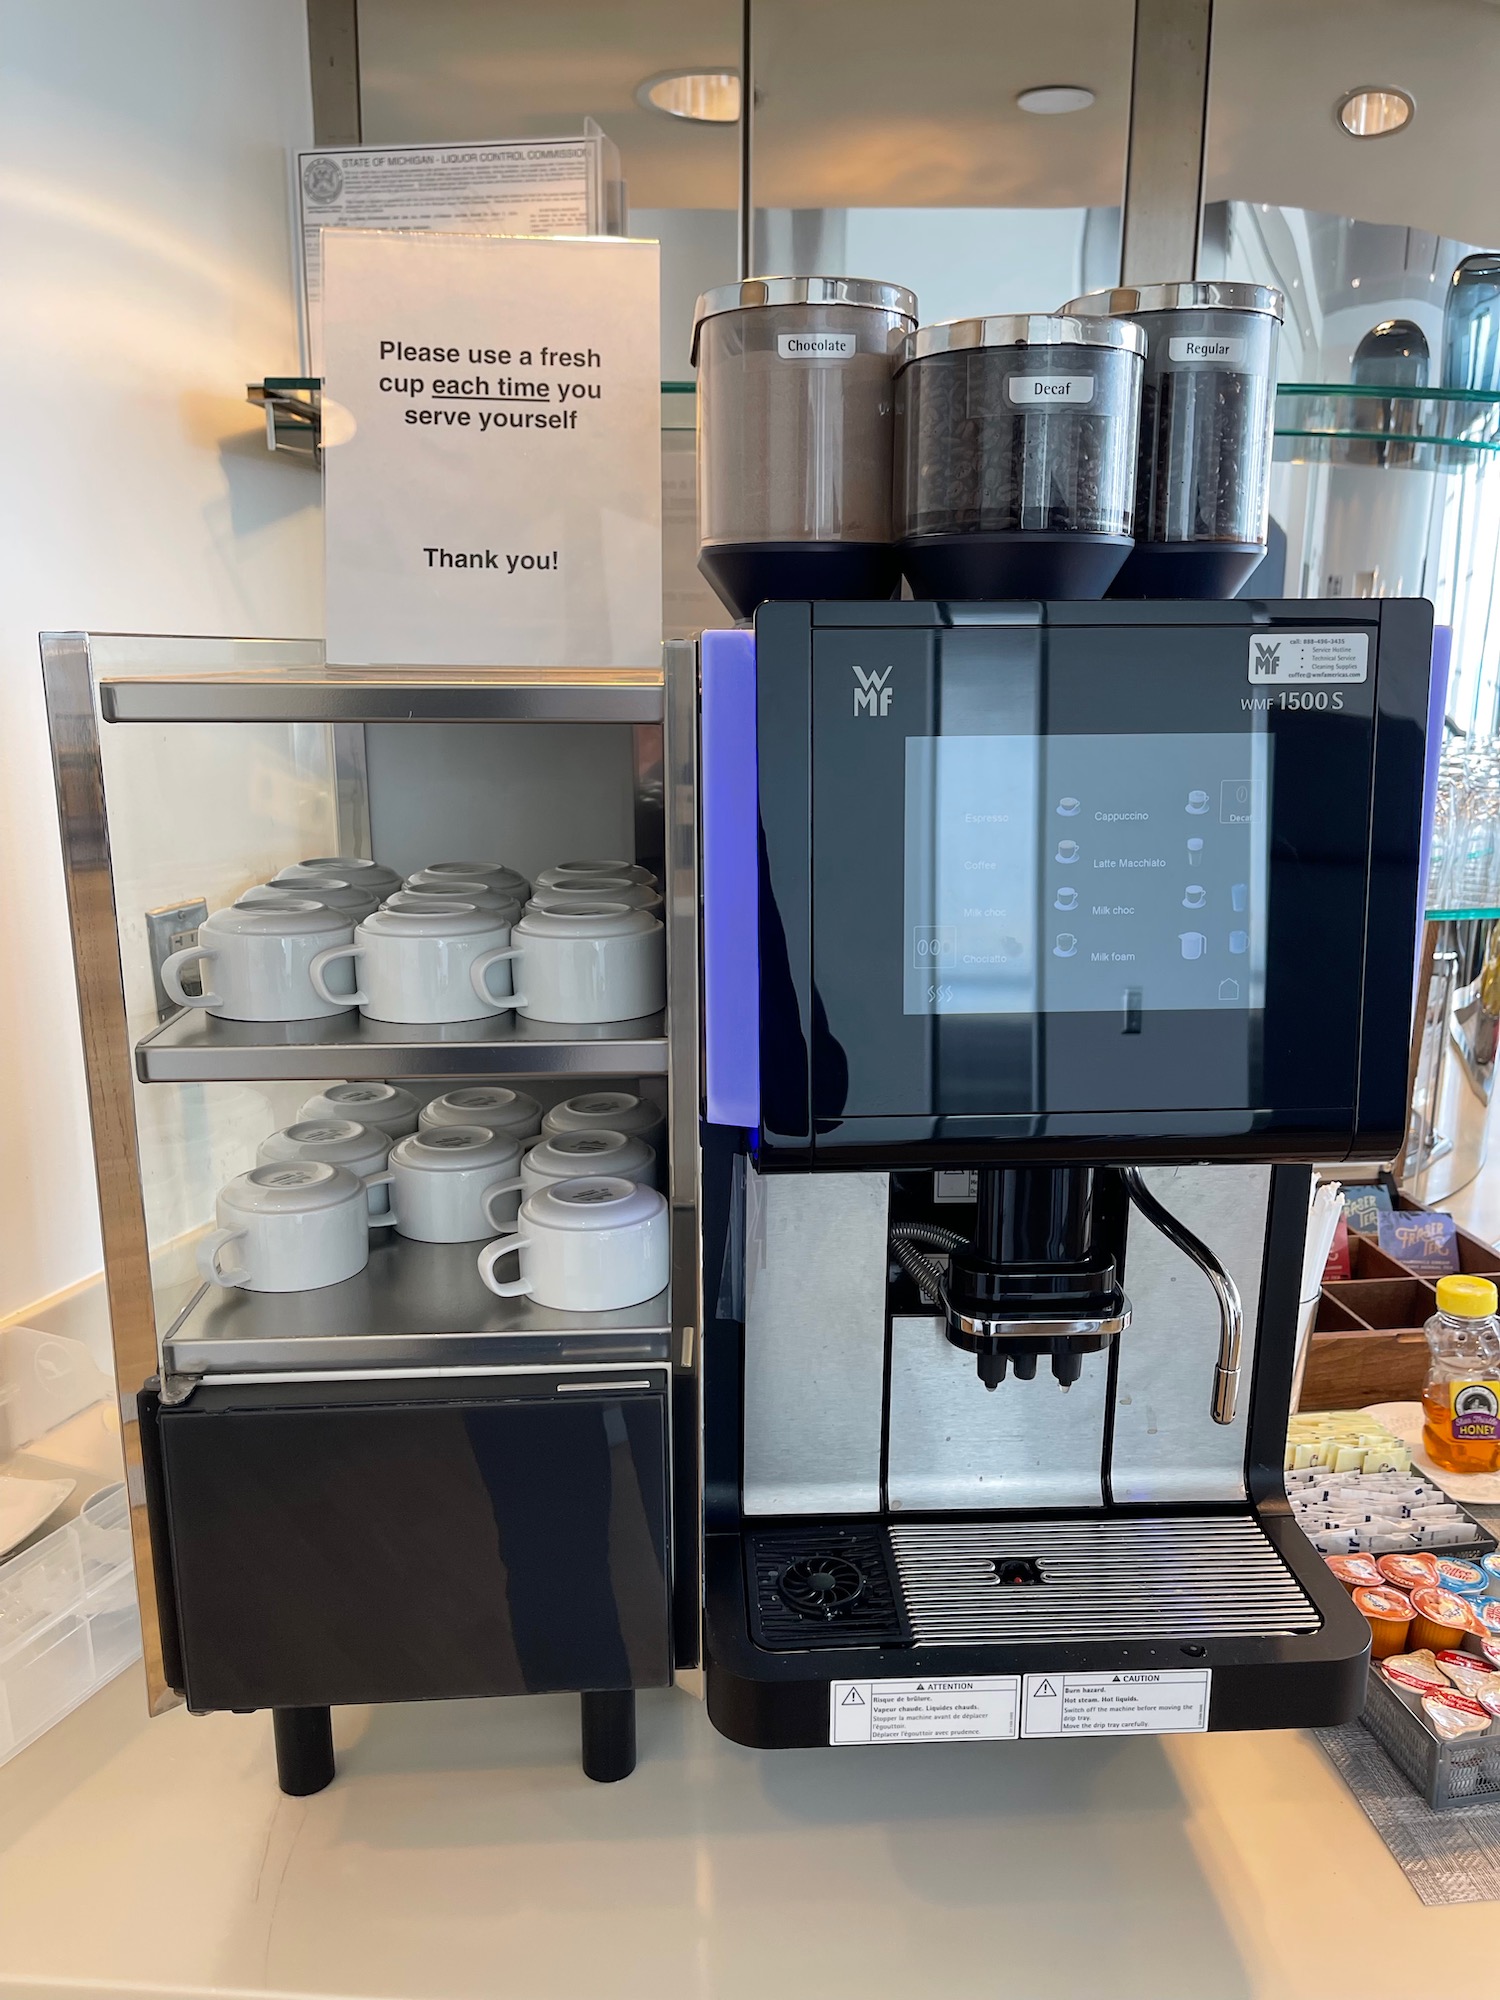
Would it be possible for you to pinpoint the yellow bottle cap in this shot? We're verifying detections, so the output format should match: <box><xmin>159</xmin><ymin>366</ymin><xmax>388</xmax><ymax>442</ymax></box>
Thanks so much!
<box><xmin>1436</xmin><ymin>1274</ymin><xmax>1498</xmax><ymax>1318</ymax></box>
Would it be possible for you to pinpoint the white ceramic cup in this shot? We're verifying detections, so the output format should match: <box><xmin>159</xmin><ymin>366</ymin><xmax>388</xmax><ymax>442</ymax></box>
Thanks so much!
<box><xmin>468</xmin><ymin>904</ymin><xmax>665</xmax><ymax>1025</ymax></box>
<box><xmin>541</xmin><ymin>1091</ymin><xmax>665</xmax><ymax>1146</ymax></box>
<box><xmin>388</xmin><ymin>884</ymin><xmax>523</xmax><ymax>923</ymax></box>
<box><xmin>273</xmin><ymin>857</ymin><xmax>403</xmax><ymax>898</ymax></box>
<box><xmin>520</xmin><ymin>1129</ymin><xmax>656</xmax><ymax>1200</ymax></box>
<box><xmin>536</xmin><ymin>861</ymin><xmax>656</xmax><ymax>889</ymax></box>
<box><xmin>298</xmin><ymin>1080</ymin><xmax>420</xmax><ymax>1138</ymax></box>
<box><xmin>420</xmin><ymin>1086</ymin><xmax>543</xmax><ymax>1142</ymax></box>
<box><xmin>238</xmin><ymin>879</ymin><xmax>382</xmax><ymax>923</ymax></box>
<box><xmin>371</xmin><ymin>1126</ymin><xmax>524</xmax><ymax>1242</ymax></box>
<box><xmin>407</xmin><ymin>861</ymin><xmax>530</xmax><ymax>901</ymax></box>
<box><xmin>526</xmin><ymin>880</ymin><xmax>663</xmax><ymax>914</ymax></box>
<box><xmin>478</xmin><ymin>1177</ymin><xmax>669</xmax><ymax>1311</ymax></box>
<box><xmin>160</xmin><ymin>903</ymin><xmax>356</xmax><ymax>1022</ymax></box>
<box><xmin>257</xmin><ymin>1119</ymin><xmax>392</xmax><ymax>1216</ymax></box>
<box><xmin>197</xmin><ymin>1161</ymin><xmax>384</xmax><ymax>1292</ymax></box>
<box><xmin>308</xmin><ymin>903</ymin><xmax>515</xmax><ymax>1024</ymax></box>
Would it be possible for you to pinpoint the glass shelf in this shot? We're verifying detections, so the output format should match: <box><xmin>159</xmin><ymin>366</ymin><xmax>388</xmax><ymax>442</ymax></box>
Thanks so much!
<box><xmin>1425</xmin><ymin>906</ymin><xmax>1500</xmax><ymax>922</ymax></box>
<box><xmin>249</xmin><ymin>378</ymin><xmax>698</xmax><ymax>457</ymax></box>
<box><xmin>1274</xmin><ymin>383</ymin><xmax>1500</xmax><ymax>470</ymax></box>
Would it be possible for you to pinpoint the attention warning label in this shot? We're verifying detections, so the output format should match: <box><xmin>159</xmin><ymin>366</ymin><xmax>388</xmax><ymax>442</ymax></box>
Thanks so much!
<box><xmin>828</xmin><ymin>1675</ymin><xmax>1021</xmax><ymax>1744</ymax></box>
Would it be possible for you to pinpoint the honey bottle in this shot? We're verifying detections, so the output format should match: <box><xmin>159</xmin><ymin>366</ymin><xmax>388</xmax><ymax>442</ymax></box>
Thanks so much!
<box><xmin>1421</xmin><ymin>1275</ymin><xmax>1500</xmax><ymax>1475</ymax></box>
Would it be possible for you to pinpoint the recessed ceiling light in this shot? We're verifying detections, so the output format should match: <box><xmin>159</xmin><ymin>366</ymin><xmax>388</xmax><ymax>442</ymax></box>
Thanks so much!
<box><xmin>1336</xmin><ymin>86</ymin><xmax>1414</xmax><ymax>138</ymax></box>
<box><xmin>637</xmin><ymin>69</ymin><xmax>741</xmax><ymax>123</ymax></box>
<box><xmin>1016</xmin><ymin>85</ymin><xmax>1096</xmax><ymax>115</ymax></box>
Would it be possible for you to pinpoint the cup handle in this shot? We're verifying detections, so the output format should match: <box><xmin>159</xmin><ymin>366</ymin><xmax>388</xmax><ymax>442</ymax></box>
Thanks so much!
<box><xmin>197</xmin><ymin>1227</ymin><xmax>250</xmax><ymax>1289</ymax></box>
<box><xmin>470</xmin><ymin>945</ymin><xmax>527</xmax><ymax>1010</ymax></box>
<box><xmin>161</xmin><ymin>945</ymin><xmax>219</xmax><ymax>1009</ymax></box>
<box><xmin>362</xmin><ymin>1168</ymin><xmax>398</xmax><ymax>1226</ymax></box>
<box><xmin>478</xmin><ymin>1233</ymin><xmax>532</xmax><ymax>1297</ymax></box>
<box><xmin>308</xmin><ymin>942</ymin><xmax>367</xmax><ymax>1005</ymax></box>
<box><xmin>480</xmin><ymin>1177</ymin><xmax>525</xmax><ymax>1230</ymax></box>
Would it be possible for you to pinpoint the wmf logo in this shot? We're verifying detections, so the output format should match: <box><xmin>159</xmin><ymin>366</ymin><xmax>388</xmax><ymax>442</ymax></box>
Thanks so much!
<box><xmin>852</xmin><ymin>664</ymin><xmax>894</xmax><ymax>717</ymax></box>
<box><xmin>1250</xmin><ymin>640</ymin><xmax>1282</xmax><ymax>680</ymax></box>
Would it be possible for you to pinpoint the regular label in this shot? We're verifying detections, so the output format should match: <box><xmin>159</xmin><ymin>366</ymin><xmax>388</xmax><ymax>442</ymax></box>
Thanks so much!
<box><xmin>1021</xmin><ymin>1669</ymin><xmax>1211</xmax><ymax>1736</ymax></box>
<box><xmin>1247</xmin><ymin>632</ymin><xmax>1369</xmax><ymax>684</ymax></box>
<box><xmin>829</xmin><ymin>1675</ymin><xmax>1020</xmax><ymax>1744</ymax></box>
<box><xmin>1167</xmin><ymin>334</ymin><xmax>1249</xmax><ymax>366</ymax></box>
<box><xmin>777</xmin><ymin>331</ymin><xmax>856</xmax><ymax>360</ymax></box>
<box><xmin>1007</xmin><ymin>373</ymin><xmax>1095</xmax><ymax>406</ymax></box>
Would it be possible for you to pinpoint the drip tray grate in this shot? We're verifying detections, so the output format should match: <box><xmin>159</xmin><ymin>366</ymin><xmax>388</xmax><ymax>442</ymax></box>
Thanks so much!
<box><xmin>890</xmin><ymin>1515</ymin><xmax>1320</xmax><ymax>1644</ymax></box>
<box><xmin>748</xmin><ymin>1525</ymin><xmax>911</xmax><ymax>1651</ymax></box>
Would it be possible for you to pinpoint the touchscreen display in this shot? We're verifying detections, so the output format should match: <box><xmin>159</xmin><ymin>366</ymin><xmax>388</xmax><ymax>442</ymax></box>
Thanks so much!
<box><xmin>903</xmin><ymin>732</ymin><xmax>1271</xmax><ymax>1016</ymax></box>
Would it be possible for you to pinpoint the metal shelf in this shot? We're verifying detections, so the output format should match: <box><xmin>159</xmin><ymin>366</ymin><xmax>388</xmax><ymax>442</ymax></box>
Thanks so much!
<box><xmin>162</xmin><ymin>1236</ymin><xmax>670</xmax><ymax>1378</ymax></box>
<box><xmin>98</xmin><ymin>663</ymin><xmax>664</xmax><ymax>726</ymax></box>
<box><xmin>135</xmin><ymin>1006</ymin><xmax>667</xmax><ymax>1082</ymax></box>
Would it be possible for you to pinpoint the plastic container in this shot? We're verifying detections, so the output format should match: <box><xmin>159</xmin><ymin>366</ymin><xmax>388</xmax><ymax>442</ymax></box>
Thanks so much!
<box><xmin>1352</xmin><ymin>1584</ymin><xmax>1414</xmax><ymax>1659</ymax></box>
<box><xmin>1061</xmin><ymin>282</ymin><xmax>1283</xmax><ymax>598</ymax></box>
<box><xmin>1434</xmin><ymin>1557</ymin><xmax>1489</xmax><ymax>1599</ymax></box>
<box><xmin>1408</xmin><ymin>1584</ymin><xmax>1475</xmax><ymax>1654</ymax></box>
<box><xmin>1421</xmin><ymin>1274</ymin><xmax>1500</xmax><ymax>1475</ymax></box>
<box><xmin>692</xmin><ymin>276</ymin><xmax>918</xmax><ymax>618</ymax></box>
<box><xmin>1363</xmin><ymin>1662</ymin><xmax>1500</xmax><ymax>1808</ymax></box>
<box><xmin>895</xmin><ymin>313</ymin><xmax>1144</xmax><ymax>599</ymax></box>
<box><xmin>0</xmin><ymin>1514</ymin><xmax>140</xmax><ymax>1767</ymax></box>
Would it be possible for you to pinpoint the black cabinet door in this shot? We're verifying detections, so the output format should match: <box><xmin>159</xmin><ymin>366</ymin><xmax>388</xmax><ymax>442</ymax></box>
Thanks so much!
<box><xmin>153</xmin><ymin>1376</ymin><xmax>671</xmax><ymax>1712</ymax></box>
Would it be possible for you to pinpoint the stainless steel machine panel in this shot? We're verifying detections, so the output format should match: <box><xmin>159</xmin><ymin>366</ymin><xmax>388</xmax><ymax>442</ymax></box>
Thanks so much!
<box><xmin>887</xmin><ymin>1314</ymin><xmax>1109</xmax><ymax>1512</ymax></box>
<box><xmin>1110</xmin><ymin>1164</ymin><xmax>1274</xmax><ymax>1504</ymax></box>
<box><xmin>742</xmin><ymin>1169</ymin><xmax>888</xmax><ymax>1515</ymax></box>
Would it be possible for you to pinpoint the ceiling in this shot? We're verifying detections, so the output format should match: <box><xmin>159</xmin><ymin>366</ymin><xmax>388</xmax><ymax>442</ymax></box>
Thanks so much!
<box><xmin>358</xmin><ymin>0</ymin><xmax>1500</xmax><ymax>242</ymax></box>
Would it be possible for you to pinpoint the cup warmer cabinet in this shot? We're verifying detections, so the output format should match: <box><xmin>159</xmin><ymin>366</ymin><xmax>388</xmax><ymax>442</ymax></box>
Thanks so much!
<box><xmin>41</xmin><ymin>634</ymin><xmax>701</xmax><ymax>1792</ymax></box>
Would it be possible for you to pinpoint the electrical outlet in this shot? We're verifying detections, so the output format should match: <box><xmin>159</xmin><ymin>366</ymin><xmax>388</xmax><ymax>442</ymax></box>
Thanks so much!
<box><xmin>147</xmin><ymin>900</ymin><xmax>208</xmax><ymax>1018</ymax></box>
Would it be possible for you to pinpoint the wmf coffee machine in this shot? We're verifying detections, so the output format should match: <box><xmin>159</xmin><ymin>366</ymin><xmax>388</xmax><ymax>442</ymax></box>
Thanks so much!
<box><xmin>696</xmin><ymin>597</ymin><xmax>1432</xmax><ymax>1749</ymax></box>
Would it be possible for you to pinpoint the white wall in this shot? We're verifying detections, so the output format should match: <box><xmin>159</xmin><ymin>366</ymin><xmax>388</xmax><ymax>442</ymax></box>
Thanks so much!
<box><xmin>0</xmin><ymin>2</ymin><xmax>320</xmax><ymax>1319</ymax></box>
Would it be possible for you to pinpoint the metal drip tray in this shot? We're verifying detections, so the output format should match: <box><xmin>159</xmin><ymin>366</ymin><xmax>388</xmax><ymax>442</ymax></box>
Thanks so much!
<box><xmin>889</xmin><ymin>1515</ymin><xmax>1320</xmax><ymax>1643</ymax></box>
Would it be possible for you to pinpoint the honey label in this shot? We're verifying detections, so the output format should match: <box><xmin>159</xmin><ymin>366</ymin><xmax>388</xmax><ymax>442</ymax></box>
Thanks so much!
<box><xmin>1448</xmin><ymin>1379</ymin><xmax>1500</xmax><ymax>1441</ymax></box>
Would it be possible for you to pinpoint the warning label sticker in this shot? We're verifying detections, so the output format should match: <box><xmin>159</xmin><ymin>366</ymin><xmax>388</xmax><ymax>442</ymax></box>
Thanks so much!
<box><xmin>1021</xmin><ymin>1669</ymin><xmax>1211</xmax><ymax>1737</ymax></box>
<box><xmin>1246</xmin><ymin>631</ymin><xmax>1368</xmax><ymax>685</ymax></box>
<box><xmin>829</xmin><ymin>1675</ymin><xmax>1020</xmax><ymax>1745</ymax></box>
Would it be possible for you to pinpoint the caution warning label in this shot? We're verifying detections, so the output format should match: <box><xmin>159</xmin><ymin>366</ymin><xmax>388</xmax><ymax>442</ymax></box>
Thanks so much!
<box><xmin>828</xmin><ymin>1675</ymin><xmax>1020</xmax><ymax>1745</ymax></box>
<box><xmin>1021</xmin><ymin>1669</ymin><xmax>1211</xmax><ymax>1737</ymax></box>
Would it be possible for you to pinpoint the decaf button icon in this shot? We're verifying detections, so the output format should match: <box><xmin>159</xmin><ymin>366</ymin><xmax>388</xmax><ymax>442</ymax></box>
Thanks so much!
<box><xmin>1056</xmin><ymin>796</ymin><xmax>1081</xmax><ymax>817</ymax></box>
<box><xmin>1053</xmin><ymin>933</ymin><xmax>1079</xmax><ymax>958</ymax></box>
<box><xmin>1179</xmin><ymin>932</ymin><xmax>1208</xmax><ymax>960</ymax></box>
<box><xmin>1182</xmin><ymin>884</ymin><xmax>1207</xmax><ymax>910</ymax></box>
<box><xmin>1186</xmin><ymin>789</ymin><xmax>1210</xmax><ymax>815</ymax></box>
<box><xmin>1055</xmin><ymin>839</ymin><xmax>1080</xmax><ymax>864</ymax></box>
<box><xmin>1053</xmin><ymin>886</ymin><xmax>1079</xmax><ymax>912</ymax></box>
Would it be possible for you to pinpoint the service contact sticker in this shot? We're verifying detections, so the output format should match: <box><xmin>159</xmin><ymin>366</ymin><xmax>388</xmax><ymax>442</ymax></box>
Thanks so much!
<box><xmin>1247</xmin><ymin>632</ymin><xmax>1368</xmax><ymax>684</ymax></box>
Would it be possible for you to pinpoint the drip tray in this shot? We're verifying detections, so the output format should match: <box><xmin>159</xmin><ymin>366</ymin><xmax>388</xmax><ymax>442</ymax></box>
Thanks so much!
<box><xmin>891</xmin><ymin>1516</ymin><xmax>1321</xmax><ymax>1643</ymax></box>
<box><xmin>748</xmin><ymin>1514</ymin><xmax>1319</xmax><ymax>1651</ymax></box>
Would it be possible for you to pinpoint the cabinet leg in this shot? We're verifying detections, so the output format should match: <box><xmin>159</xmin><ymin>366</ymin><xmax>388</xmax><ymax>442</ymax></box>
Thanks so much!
<box><xmin>272</xmin><ymin>1706</ymin><xmax>335</xmax><ymax>1796</ymax></box>
<box><xmin>580</xmin><ymin>1689</ymin><xmax>636</xmax><ymax>1782</ymax></box>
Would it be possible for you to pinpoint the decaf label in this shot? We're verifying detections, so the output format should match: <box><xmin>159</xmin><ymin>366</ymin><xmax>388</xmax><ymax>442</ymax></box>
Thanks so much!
<box><xmin>777</xmin><ymin>331</ymin><xmax>856</xmax><ymax>359</ymax></box>
<box><xmin>1167</xmin><ymin>334</ymin><xmax>1249</xmax><ymax>366</ymax></box>
<box><xmin>1006</xmin><ymin>373</ymin><xmax>1096</xmax><ymax>406</ymax></box>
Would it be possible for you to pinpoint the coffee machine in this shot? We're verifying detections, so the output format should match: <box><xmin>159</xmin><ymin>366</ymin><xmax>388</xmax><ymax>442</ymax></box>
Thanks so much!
<box><xmin>696</xmin><ymin>596</ymin><xmax>1432</xmax><ymax>1748</ymax></box>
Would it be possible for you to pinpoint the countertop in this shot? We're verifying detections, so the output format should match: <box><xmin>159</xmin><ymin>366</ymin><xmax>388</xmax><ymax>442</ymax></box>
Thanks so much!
<box><xmin>0</xmin><ymin>1670</ymin><xmax>1493</xmax><ymax>2000</ymax></box>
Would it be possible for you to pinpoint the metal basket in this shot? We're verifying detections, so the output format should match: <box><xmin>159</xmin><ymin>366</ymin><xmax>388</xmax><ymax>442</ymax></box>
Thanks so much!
<box><xmin>1363</xmin><ymin>1664</ymin><xmax>1500</xmax><ymax>1809</ymax></box>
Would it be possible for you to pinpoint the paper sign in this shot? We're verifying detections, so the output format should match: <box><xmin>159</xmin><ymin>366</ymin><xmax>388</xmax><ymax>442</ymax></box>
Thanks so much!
<box><xmin>1021</xmin><ymin>1669</ymin><xmax>1211</xmax><ymax>1736</ymax></box>
<box><xmin>297</xmin><ymin>136</ymin><xmax>613</xmax><ymax>371</ymax></box>
<box><xmin>321</xmin><ymin>230</ymin><xmax>661</xmax><ymax>668</ymax></box>
<box><xmin>1376</xmin><ymin>1209</ymin><xmax>1459</xmax><ymax>1275</ymax></box>
<box><xmin>829</xmin><ymin>1676</ymin><xmax>1020</xmax><ymax>1744</ymax></box>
